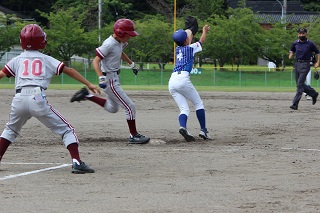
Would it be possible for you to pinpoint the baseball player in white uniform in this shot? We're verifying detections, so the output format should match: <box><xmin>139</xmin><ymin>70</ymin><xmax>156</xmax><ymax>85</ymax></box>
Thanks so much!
<box><xmin>70</xmin><ymin>18</ymin><xmax>150</xmax><ymax>144</ymax></box>
<box><xmin>168</xmin><ymin>25</ymin><xmax>212</xmax><ymax>142</ymax></box>
<box><xmin>0</xmin><ymin>24</ymin><xmax>100</xmax><ymax>174</ymax></box>
<box><xmin>304</xmin><ymin>57</ymin><xmax>315</xmax><ymax>100</ymax></box>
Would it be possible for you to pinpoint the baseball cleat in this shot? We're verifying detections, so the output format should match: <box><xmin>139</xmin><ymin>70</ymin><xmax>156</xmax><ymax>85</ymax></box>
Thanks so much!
<box><xmin>129</xmin><ymin>133</ymin><xmax>150</xmax><ymax>144</ymax></box>
<box><xmin>71</xmin><ymin>160</ymin><xmax>95</xmax><ymax>174</ymax></box>
<box><xmin>70</xmin><ymin>87</ymin><xmax>89</xmax><ymax>102</ymax></box>
<box><xmin>199</xmin><ymin>128</ymin><xmax>212</xmax><ymax>140</ymax></box>
<box><xmin>290</xmin><ymin>105</ymin><xmax>298</xmax><ymax>110</ymax></box>
<box><xmin>179</xmin><ymin>127</ymin><xmax>195</xmax><ymax>142</ymax></box>
<box><xmin>312</xmin><ymin>92</ymin><xmax>318</xmax><ymax>105</ymax></box>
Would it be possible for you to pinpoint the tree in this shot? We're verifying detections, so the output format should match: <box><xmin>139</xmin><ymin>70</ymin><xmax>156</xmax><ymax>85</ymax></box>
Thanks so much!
<box><xmin>0</xmin><ymin>15</ymin><xmax>24</xmax><ymax>59</ymax></box>
<box><xmin>124</xmin><ymin>15</ymin><xmax>173</xmax><ymax>69</ymax></box>
<box><xmin>301</xmin><ymin>0</ymin><xmax>320</xmax><ymax>12</ymax></box>
<box><xmin>305</xmin><ymin>17</ymin><xmax>320</xmax><ymax>45</ymax></box>
<box><xmin>259</xmin><ymin>22</ymin><xmax>296</xmax><ymax>70</ymax></box>
<box><xmin>38</xmin><ymin>8</ymin><xmax>98</xmax><ymax>65</ymax></box>
<box><xmin>203</xmin><ymin>8</ymin><xmax>264</xmax><ymax>68</ymax></box>
<box><xmin>1</xmin><ymin>0</ymin><xmax>56</xmax><ymax>26</ymax></box>
<box><xmin>185</xmin><ymin>0</ymin><xmax>228</xmax><ymax>19</ymax></box>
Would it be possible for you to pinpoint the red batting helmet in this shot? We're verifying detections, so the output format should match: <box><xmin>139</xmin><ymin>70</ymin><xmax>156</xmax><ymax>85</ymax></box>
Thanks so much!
<box><xmin>113</xmin><ymin>19</ymin><xmax>139</xmax><ymax>38</ymax></box>
<box><xmin>20</xmin><ymin>24</ymin><xmax>47</xmax><ymax>50</ymax></box>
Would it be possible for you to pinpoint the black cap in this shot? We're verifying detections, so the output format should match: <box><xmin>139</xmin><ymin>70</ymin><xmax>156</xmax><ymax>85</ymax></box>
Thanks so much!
<box><xmin>297</xmin><ymin>28</ymin><xmax>307</xmax><ymax>33</ymax></box>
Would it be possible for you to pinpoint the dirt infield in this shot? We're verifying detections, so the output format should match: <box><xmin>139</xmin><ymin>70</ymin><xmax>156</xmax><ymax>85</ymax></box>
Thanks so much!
<box><xmin>1</xmin><ymin>89</ymin><xmax>320</xmax><ymax>213</ymax></box>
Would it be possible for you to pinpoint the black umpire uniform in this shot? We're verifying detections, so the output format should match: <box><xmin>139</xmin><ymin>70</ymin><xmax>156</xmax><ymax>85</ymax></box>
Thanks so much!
<box><xmin>289</xmin><ymin>28</ymin><xmax>320</xmax><ymax>110</ymax></box>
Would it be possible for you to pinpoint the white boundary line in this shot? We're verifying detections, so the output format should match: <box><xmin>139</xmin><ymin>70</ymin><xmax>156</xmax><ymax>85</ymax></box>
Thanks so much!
<box><xmin>282</xmin><ymin>147</ymin><xmax>320</xmax><ymax>152</ymax></box>
<box><xmin>0</xmin><ymin>163</ymin><xmax>71</xmax><ymax>181</ymax></box>
<box><xmin>2</xmin><ymin>162</ymin><xmax>65</xmax><ymax>165</ymax></box>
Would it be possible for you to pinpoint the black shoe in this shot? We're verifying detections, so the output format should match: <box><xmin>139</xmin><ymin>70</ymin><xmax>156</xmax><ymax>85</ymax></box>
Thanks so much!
<box><xmin>129</xmin><ymin>133</ymin><xmax>150</xmax><ymax>144</ymax></box>
<box><xmin>70</xmin><ymin>87</ymin><xmax>89</xmax><ymax>102</ymax></box>
<box><xmin>312</xmin><ymin>92</ymin><xmax>318</xmax><ymax>105</ymax></box>
<box><xmin>290</xmin><ymin>105</ymin><xmax>298</xmax><ymax>110</ymax></box>
<box><xmin>179</xmin><ymin>127</ymin><xmax>195</xmax><ymax>142</ymax></box>
<box><xmin>72</xmin><ymin>161</ymin><xmax>95</xmax><ymax>174</ymax></box>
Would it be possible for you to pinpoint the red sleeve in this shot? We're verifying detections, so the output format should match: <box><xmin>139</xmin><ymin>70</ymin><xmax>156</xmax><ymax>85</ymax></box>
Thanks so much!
<box><xmin>95</xmin><ymin>48</ymin><xmax>104</xmax><ymax>60</ymax></box>
<box><xmin>2</xmin><ymin>66</ymin><xmax>13</xmax><ymax>77</ymax></box>
<box><xmin>56</xmin><ymin>62</ymin><xmax>65</xmax><ymax>75</ymax></box>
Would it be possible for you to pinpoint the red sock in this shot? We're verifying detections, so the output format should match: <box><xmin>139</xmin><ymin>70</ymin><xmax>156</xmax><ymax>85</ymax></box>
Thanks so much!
<box><xmin>87</xmin><ymin>96</ymin><xmax>106</xmax><ymax>107</ymax></box>
<box><xmin>67</xmin><ymin>143</ymin><xmax>80</xmax><ymax>162</ymax></box>
<box><xmin>127</xmin><ymin>119</ymin><xmax>137</xmax><ymax>136</ymax></box>
<box><xmin>0</xmin><ymin>137</ymin><xmax>11</xmax><ymax>161</ymax></box>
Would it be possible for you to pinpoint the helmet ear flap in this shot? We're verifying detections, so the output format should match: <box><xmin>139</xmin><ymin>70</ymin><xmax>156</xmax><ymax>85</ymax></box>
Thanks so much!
<box><xmin>115</xmin><ymin>28</ymin><xmax>124</xmax><ymax>38</ymax></box>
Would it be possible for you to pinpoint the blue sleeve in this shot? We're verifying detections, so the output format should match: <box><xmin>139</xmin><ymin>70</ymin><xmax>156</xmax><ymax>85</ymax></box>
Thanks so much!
<box><xmin>290</xmin><ymin>41</ymin><xmax>296</xmax><ymax>53</ymax></box>
<box><xmin>312</xmin><ymin>42</ymin><xmax>320</xmax><ymax>54</ymax></box>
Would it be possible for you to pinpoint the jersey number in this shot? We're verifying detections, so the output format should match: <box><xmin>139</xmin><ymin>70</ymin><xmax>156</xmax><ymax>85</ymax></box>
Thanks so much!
<box><xmin>22</xmin><ymin>59</ymin><xmax>43</xmax><ymax>76</ymax></box>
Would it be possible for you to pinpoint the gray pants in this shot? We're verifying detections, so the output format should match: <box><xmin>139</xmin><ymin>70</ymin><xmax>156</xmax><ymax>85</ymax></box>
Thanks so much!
<box><xmin>292</xmin><ymin>61</ymin><xmax>317</xmax><ymax>106</ymax></box>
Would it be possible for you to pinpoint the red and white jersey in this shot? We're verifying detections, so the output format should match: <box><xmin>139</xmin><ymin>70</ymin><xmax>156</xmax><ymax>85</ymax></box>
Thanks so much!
<box><xmin>2</xmin><ymin>50</ymin><xmax>64</xmax><ymax>89</ymax></box>
<box><xmin>95</xmin><ymin>35</ymin><xmax>128</xmax><ymax>73</ymax></box>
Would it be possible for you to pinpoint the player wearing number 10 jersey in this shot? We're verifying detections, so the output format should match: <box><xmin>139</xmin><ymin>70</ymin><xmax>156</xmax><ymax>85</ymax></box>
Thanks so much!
<box><xmin>0</xmin><ymin>24</ymin><xmax>100</xmax><ymax>174</ymax></box>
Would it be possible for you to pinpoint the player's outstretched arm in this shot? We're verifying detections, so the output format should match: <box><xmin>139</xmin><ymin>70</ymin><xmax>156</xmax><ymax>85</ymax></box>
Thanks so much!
<box><xmin>199</xmin><ymin>25</ymin><xmax>210</xmax><ymax>44</ymax></box>
<box><xmin>63</xmin><ymin>66</ymin><xmax>101</xmax><ymax>95</ymax></box>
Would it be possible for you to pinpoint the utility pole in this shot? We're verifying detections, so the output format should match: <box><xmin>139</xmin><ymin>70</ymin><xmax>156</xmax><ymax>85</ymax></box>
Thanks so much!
<box><xmin>98</xmin><ymin>0</ymin><xmax>102</xmax><ymax>43</ymax></box>
<box><xmin>276</xmin><ymin>0</ymin><xmax>286</xmax><ymax>26</ymax></box>
<box><xmin>283</xmin><ymin>0</ymin><xmax>287</xmax><ymax>24</ymax></box>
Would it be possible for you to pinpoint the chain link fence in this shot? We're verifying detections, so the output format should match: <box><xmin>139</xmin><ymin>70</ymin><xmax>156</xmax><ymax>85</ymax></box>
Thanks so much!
<box><xmin>1</xmin><ymin>54</ymin><xmax>319</xmax><ymax>88</ymax></box>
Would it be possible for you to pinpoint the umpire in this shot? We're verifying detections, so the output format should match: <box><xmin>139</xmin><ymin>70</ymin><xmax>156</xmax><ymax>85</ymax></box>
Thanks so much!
<box><xmin>289</xmin><ymin>28</ymin><xmax>320</xmax><ymax>110</ymax></box>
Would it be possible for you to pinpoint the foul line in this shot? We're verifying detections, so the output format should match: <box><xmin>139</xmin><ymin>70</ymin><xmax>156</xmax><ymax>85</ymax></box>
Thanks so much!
<box><xmin>0</xmin><ymin>163</ymin><xmax>71</xmax><ymax>181</ymax></box>
<box><xmin>282</xmin><ymin>147</ymin><xmax>320</xmax><ymax>152</ymax></box>
<box><xmin>2</xmin><ymin>162</ymin><xmax>65</xmax><ymax>165</ymax></box>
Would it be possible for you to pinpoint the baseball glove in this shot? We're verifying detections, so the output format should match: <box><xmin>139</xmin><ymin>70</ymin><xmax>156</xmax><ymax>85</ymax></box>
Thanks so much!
<box><xmin>314</xmin><ymin>70</ymin><xmax>319</xmax><ymax>80</ymax></box>
<box><xmin>184</xmin><ymin>16</ymin><xmax>198</xmax><ymax>35</ymax></box>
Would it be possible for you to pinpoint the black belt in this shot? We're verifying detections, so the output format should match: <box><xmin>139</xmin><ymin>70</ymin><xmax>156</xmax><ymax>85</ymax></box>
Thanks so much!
<box><xmin>16</xmin><ymin>87</ymin><xmax>44</xmax><ymax>94</ymax></box>
<box><xmin>102</xmin><ymin>70</ymin><xmax>120</xmax><ymax>76</ymax></box>
<box><xmin>296</xmin><ymin>59</ymin><xmax>310</xmax><ymax>63</ymax></box>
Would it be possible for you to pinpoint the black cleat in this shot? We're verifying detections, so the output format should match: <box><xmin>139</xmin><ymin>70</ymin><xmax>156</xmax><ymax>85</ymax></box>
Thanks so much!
<box><xmin>179</xmin><ymin>127</ymin><xmax>195</xmax><ymax>142</ymax></box>
<box><xmin>129</xmin><ymin>133</ymin><xmax>150</xmax><ymax>144</ymax></box>
<box><xmin>290</xmin><ymin>105</ymin><xmax>298</xmax><ymax>110</ymax></box>
<box><xmin>72</xmin><ymin>161</ymin><xmax>95</xmax><ymax>174</ymax></box>
<box><xmin>312</xmin><ymin>92</ymin><xmax>318</xmax><ymax>105</ymax></box>
<box><xmin>70</xmin><ymin>87</ymin><xmax>89</xmax><ymax>102</ymax></box>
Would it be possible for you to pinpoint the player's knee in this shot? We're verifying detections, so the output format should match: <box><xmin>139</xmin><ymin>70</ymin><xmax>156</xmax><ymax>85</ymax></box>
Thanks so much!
<box><xmin>180</xmin><ymin>109</ymin><xmax>190</xmax><ymax>116</ymax></box>
<box><xmin>105</xmin><ymin>103</ymin><xmax>119</xmax><ymax>113</ymax></box>
<box><xmin>194</xmin><ymin>101</ymin><xmax>204</xmax><ymax>110</ymax></box>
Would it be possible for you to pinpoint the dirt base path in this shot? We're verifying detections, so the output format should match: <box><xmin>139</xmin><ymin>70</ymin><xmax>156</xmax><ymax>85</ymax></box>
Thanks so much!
<box><xmin>1</xmin><ymin>89</ymin><xmax>320</xmax><ymax>213</ymax></box>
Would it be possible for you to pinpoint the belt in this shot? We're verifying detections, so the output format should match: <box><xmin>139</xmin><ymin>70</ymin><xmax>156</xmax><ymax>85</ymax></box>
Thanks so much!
<box><xmin>102</xmin><ymin>70</ymin><xmax>120</xmax><ymax>76</ymax></box>
<box><xmin>296</xmin><ymin>59</ymin><xmax>310</xmax><ymax>63</ymax></box>
<box><xmin>173</xmin><ymin>71</ymin><xmax>190</xmax><ymax>75</ymax></box>
<box><xmin>16</xmin><ymin>87</ymin><xmax>44</xmax><ymax>94</ymax></box>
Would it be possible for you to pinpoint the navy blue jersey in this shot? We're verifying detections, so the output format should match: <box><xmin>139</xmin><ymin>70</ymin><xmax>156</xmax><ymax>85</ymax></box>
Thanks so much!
<box><xmin>290</xmin><ymin>39</ymin><xmax>320</xmax><ymax>60</ymax></box>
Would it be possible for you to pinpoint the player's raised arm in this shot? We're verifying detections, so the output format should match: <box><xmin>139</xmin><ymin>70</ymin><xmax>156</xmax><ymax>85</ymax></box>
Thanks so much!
<box><xmin>199</xmin><ymin>25</ymin><xmax>210</xmax><ymax>44</ymax></box>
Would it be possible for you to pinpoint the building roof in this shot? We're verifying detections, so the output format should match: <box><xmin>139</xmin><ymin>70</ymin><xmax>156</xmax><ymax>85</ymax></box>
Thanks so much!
<box><xmin>227</xmin><ymin>0</ymin><xmax>320</xmax><ymax>24</ymax></box>
<box><xmin>0</xmin><ymin>5</ymin><xmax>30</xmax><ymax>19</ymax></box>
<box><xmin>246</xmin><ymin>1</ymin><xmax>306</xmax><ymax>13</ymax></box>
<box><xmin>256</xmin><ymin>13</ymin><xmax>320</xmax><ymax>24</ymax></box>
